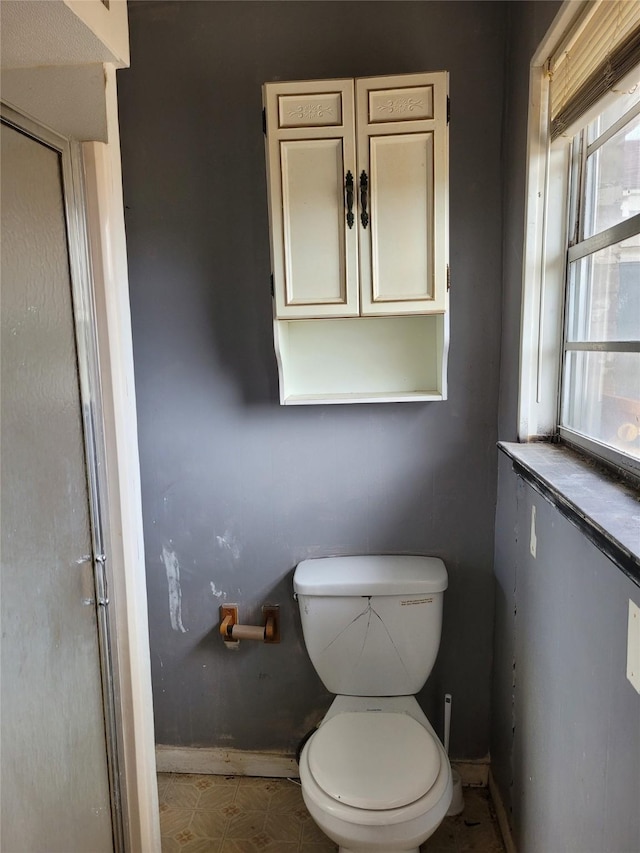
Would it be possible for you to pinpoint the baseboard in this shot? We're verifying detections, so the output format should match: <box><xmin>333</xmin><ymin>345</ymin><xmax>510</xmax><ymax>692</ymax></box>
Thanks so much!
<box><xmin>156</xmin><ymin>745</ymin><xmax>490</xmax><ymax>788</ymax></box>
<box><xmin>155</xmin><ymin>745</ymin><xmax>298</xmax><ymax>778</ymax></box>
<box><xmin>488</xmin><ymin>770</ymin><xmax>517</xmax><ymax>853</ymax></box>
<box><xmin>451</xmin><ymin>759</ymin><xmax>490</xmax><ymax>787</ymax></box>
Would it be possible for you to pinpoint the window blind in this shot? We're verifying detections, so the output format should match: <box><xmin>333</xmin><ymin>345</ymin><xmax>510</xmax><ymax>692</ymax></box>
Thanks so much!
<box><xmin>549</xmin><ymin>0</ymin><xmax>640</xmax><ymax>139</ymax></box>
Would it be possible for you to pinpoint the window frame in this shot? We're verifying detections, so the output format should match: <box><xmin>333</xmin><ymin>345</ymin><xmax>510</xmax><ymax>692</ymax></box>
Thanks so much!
<box><xmin>519</xmin><ymin>0</ymin><xmax>640</xmax><ymax>482</ymax></box>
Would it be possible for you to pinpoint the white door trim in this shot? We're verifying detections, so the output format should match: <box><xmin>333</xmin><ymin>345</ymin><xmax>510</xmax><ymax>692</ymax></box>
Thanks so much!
<box><xmin>81</xmin><ymin>64</ymin><xmax>160</xmax><ymax>853</ymax></box>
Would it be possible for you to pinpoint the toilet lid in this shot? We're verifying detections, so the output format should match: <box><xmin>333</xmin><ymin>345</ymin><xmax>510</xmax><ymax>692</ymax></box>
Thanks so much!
<box><xmin>307</xmin><ymin>713</ymin><xmax>441</xmax><ymax>810</ymax></box>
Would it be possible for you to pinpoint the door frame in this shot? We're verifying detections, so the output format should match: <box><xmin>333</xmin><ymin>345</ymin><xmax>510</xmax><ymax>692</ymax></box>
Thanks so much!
<box><xmin>1</xmin><ymin>95</ymin><xmax>160</xmax><ymax>852</ymax></box>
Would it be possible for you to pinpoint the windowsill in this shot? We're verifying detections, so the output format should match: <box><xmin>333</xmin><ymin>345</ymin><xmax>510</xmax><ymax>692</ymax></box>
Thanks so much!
<box><xmin>498</xmin><ymin>441</ymin><xmax>640</xmax><ymax>587</ymax></box>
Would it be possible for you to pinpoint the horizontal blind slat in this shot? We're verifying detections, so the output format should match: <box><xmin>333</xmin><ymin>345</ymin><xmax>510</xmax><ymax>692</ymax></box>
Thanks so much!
<box><xmin>552</xmin><ymin>25</ymin><xmax>637</xmax><ymax>114</ymax></box>
<box><xmin>551</xmin><ymin>26</ymin><xmax>640</xmax><ymax>139</ymax></box>
<box><xmin>552</xmin><ymin>0</ymin><xmax>639</xmax><ymax>75</ymax></box>
<box><xmin>550</xmin><ymin>0</ymin><xmax>640</xmax><ymax>131</ymax></box>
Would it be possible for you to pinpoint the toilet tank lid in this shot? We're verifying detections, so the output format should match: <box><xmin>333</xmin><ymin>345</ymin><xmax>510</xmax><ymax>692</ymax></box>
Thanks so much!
<box><xmin>293</xmin><ymin>555</ymin><xmax>447</xmax><ymax>596</ymax></box>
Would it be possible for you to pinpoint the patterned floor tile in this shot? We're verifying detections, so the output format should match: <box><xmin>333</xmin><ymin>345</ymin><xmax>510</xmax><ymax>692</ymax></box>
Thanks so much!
<box><xmin>268</xmin><ymin>785</ymin><xmax>306</xmax><ymax>814</ymax></box>
<box><xmin>300</xmin><ymin>816</ymin><xmax>332</xmax><ymax>845</ymax></box>
<box><xmin>181</xmin><ymin>840</ymin><xmax>222</xmax><ymax>853</ymax></box>
<box><xmin>220</xmin><ymin>840</ymin><xmax>298</xmax><ymax>853</ymax></box>
<box><xmin>193</xmin><ymin>777</ymin><xmax>217</xmax><ymax>792</ymax></box>
<box><xmin>165</xmin><ymin>780</ymin><xmax>201</xmax><ymax>809</ymax></box>
<box><xmin>158</xmin><ymin>773</ymin><xmax>172</xmax><ymax>797</ymax></box>
<box><xmin>173</xmin><ymin>827</ymin><xmax>199</xmax><ymax>847</ymax></box>
<box><xmin>208</xmin><ymin>775</ymin><xmax>241</xmax><ymax>788</ymax></box>
<box><xmin>235</xmin><ymin>783</ymin><xmax>273</xmax><ymax>812</ymax></box>
<box><xmin>190</xmin><ymin>808</ymin><xmax>229</xmax><ymax>839</ymax></box>
<box><xmin>264</xmin><ymin>810</ymin><xmax>304</xmax><ymax>843</ymax></box>
<box><xmin>225</xmin><ymin>810</ymin><xmax>266</xmax><ymax>839</ymax></box>
<box><xmin>238</xmin><ymin>776</ymin><xmax>282</xmax><ymax>791</ymax></box>
<box><xmin>198</xmin><ymin>785</ymin><xmax>237</xmax><ymax>810</ymax></box>
<box><xmin>158</xmin><ymin>773</ymin><xmax>506</xmax><ymax>853</ymax></box>
<box><xmin>160</xmin><ymin>807</ymin><xmax>193</xmax><ymax>837</ymax></box>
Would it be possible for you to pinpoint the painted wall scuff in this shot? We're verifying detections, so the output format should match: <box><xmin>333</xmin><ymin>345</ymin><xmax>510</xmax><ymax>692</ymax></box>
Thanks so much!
<box><xmin>161</xmin><ymin>544</ymin><xmax>187</xmax><ymax>634</ymax></box>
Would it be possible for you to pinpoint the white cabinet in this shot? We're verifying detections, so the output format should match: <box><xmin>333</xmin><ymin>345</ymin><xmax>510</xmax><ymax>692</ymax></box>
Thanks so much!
<box><xmin>264</xmin><ymin>79</ymin><xmax>359</xmax><ymax>318</ymax></box>
<box><xmin>263</xmin><ymin>72</ymin><xmax>449</xmax><ymax>405</ymax></box>
<box><xmin>356</xmin><ymin>73</ymin><xmax>448</xmax><ymax>315</ymax></box>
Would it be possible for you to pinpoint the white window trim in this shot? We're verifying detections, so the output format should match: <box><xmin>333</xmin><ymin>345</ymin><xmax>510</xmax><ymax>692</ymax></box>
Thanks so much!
<box><xmin>519</xmin><ymin>0</ymin><xmax>640</xmax><ymax>481</ymax></box>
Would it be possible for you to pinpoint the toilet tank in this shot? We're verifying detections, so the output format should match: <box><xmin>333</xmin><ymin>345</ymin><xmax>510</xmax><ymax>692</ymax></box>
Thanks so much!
<box><xmin>293</xmin><ymin>556</ymin><xmax>447</xmax><ymax>696</ymax></box>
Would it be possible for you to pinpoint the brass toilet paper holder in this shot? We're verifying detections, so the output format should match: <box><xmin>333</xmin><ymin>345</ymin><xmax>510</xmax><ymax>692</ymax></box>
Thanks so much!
<box><xmin>219</xmin><ymin>604</ymin><xmax>280</xmax><ymax>645</ymax></box>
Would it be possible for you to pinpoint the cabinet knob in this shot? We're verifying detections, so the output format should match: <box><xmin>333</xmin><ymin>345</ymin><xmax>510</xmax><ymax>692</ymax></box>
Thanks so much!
<box><xmin>359</xmin><ymin>170</ymin><xmax>369</xmax><ymax>229</ymax></box>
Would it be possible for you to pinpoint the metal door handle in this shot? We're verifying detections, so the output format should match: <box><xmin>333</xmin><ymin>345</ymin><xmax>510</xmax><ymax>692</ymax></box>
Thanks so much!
<box><xmin>359</xmin><ymin>170</ymin><xmax>369</xmax><ymax>229</ymax></box>
<box><xmin>345</xmin><ymin>171</ymin><xmax>354</xmax><ymax>229</ymax></box>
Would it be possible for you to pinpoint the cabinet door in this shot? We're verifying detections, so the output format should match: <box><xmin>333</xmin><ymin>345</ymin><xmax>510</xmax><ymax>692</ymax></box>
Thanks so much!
<box><xmin>264</xmin><ymin>80</ymin><xmax>359</xmax><ymax>318</ymax></box>
<box><xmin>356</xmin><ymin>72</ymin><xmax>449</xmax><ymax>315</ymax></box>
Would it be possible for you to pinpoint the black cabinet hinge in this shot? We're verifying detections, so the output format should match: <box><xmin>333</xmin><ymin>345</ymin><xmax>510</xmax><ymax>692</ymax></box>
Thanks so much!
<box><xmin>447</xmin><ymin>96</ymin><xmax>450</xmax><ymax>124</ymax></box>
<box><xmin>262</xmin><ymin>108</ymin><xmax>267</xmax><ymax>135</ymax></box>
<box><xmin>447</xmin><ymin>264</ymin><xmax>450</xmax><ymax>291</ymax></box>
<box><xmin>270</xmin><ymin>273</ymin><xmax>274</xmax><ymax>296</ymax></box>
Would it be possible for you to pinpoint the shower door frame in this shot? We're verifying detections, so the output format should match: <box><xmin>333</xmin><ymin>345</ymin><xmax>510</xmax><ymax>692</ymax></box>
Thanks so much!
<box><xmin>1</xmin><ymin>99</ymin><xmax>160</xmax><ymax>853</ymax></box>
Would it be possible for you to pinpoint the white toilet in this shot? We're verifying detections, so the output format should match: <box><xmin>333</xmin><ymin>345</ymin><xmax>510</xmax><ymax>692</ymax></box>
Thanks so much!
<box><xmin>293</xmin><ymin>555</ymin><xmax>452</xmax><ymax>853</ymax></box>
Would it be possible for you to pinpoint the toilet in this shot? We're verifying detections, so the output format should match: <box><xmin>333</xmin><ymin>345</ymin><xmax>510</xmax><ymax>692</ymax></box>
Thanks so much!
<box><xmin>293</xmin><ymin>555</ymin><xmax>452</xmax><ymax>853</ymax></box>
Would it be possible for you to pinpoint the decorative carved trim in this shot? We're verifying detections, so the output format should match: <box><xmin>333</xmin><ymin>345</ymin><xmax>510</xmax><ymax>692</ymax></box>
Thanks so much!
<box><xmin>377</xmin><ymin>97</ymin><xmax>424</xmax><ymax>114</ymax></box>
<box><xmin>288</xmin><ymin>103</ymin><xmax>334</xmax><ymax>120</ymax></box>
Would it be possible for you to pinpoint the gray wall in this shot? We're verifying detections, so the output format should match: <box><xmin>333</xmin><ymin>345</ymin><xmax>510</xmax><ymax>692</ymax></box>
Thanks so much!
<box><xmin>118</xmin><ymin>0</ymin><xmax>507</xmax><ymax>758</ymax></box>
<box><xmin>492</xmin><ymin>4</ymin><xmax>640</xmax><ymax>850</ymax></box>
<box><xmin>492</xmin><ymin>454</ymin><xmax>640</xmax><ymax>853</ymax></box>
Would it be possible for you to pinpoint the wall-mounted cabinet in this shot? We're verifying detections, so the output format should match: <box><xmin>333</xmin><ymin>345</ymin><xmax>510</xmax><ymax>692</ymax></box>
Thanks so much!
<box><xmin>264</xmin><ymin>71</ymin><xmax>449</xmax><ymax>405</ymax></box>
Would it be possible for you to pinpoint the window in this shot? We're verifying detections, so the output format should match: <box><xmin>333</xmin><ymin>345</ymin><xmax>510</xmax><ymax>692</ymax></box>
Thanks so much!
<box><xmin>520</xmin><ymin>0</ymin><xmax>640</xmax><ymax>480</ymax></box>
<box><xmin>561</xmin><ymin>89</ymin><xmax>640</xmax><ymax>466</ymax></box>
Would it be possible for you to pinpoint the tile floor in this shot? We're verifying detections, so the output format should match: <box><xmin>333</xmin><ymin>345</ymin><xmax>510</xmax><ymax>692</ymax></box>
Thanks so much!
<box><xmin>158</xmin><ymin>773</ymin><xmax>506</xmax><ymax>853</ymax></box>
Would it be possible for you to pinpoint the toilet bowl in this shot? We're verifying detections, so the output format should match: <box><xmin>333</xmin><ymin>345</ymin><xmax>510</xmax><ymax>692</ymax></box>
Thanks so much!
<box><xmin>293</xmin><ymin>556</ymin><xmax>452</xmax><ymax>853</ymax></box>
<box><xmin>298</xmin><ymin>697</ymin><xmax>453</xmax><ymax>853</ymax></box>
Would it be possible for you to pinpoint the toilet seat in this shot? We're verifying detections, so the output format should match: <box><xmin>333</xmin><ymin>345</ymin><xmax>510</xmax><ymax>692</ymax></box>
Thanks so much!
<box><xmin>307</xmin><ymin>712</ymin><xmax>441</xmax><ymax>810</ymax></box>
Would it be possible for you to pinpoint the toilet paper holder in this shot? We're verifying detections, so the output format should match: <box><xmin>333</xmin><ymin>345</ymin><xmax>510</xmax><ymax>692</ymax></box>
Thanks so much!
<box><xmin>219</xmin><ymin>604</ymin><xmax>280</xmax><ymax>645</ymax></box>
